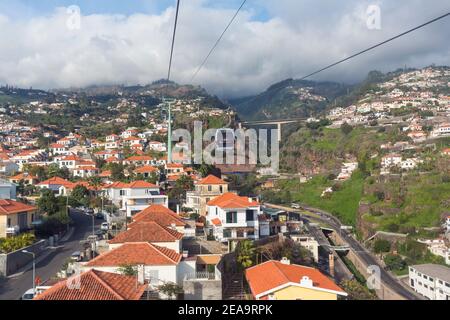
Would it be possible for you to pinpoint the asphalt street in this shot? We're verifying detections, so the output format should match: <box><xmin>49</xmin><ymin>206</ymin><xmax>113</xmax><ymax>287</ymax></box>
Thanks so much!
<box><xmin>0</xmin><ymin>209</ymin><xmax>101</xmax><ymax>300</ymax></box>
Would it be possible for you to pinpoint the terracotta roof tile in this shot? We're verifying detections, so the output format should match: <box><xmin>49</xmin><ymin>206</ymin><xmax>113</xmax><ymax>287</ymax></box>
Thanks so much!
<box><xmin>0</xmin><ymin>199</ymin><xmax>36</xmax><ymax>215</ymax></box>
<box><xmin>131</xmin><ymin>205</ymin><xmax>185</xmax><ymax>227</ymax></box>
<box><xmin>86</xmin><ymin>242</ymin><xmax>181</xmax><ymax>267</ymax></box>
<box><xmin>33</xmin><ymin>269</ymin><xmax>146</xmax><ymax>300</ymax></box>
<box><xmin>197</xmin><ymin>174</ymin><xmax>226</xmax><ymax>185</ymax></box>
<box><xmin>245</xmin><ymin>261</ymin><xmax>346</xmax><ymax>299</ymax></box>
<box><xmin>37</xmin><ymin>177</ymin><xmax>76</xmax><ymax>188</ymax></box>
<box><xmin>108</xmin><ymin>221</ymin><xmax>183</xmax><ymax>244</ymax></box>
<box><xmin>207</xmin><ymin>192</ymin><xmax>259</xmax><ymax>209</ymax></box>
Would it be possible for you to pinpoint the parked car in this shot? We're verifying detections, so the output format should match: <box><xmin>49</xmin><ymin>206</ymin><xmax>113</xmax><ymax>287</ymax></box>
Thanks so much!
<box><xmin>100</xmin><ymin>222</ymin><xmax>109</xmax><ymax>232</ymax></box>
<box><xmin>86</xmin><ymin>208</ymin><xmax>94</xmax><ymax>214</ymax></box>
<box><xmin>70</xmin><ymin>251</ymin><xmax>82</xmax><ymax>262</ymax></box>
<box><xmin>95</xmin><ymin>212</ymin><xmax>104</xmax><ymax>220</ymax></box>
<box><xmin>291</xmin><ymin>203</ymin><xmax>301</xmax><ymax>209</ymax></box>
<box><xmin>21</xmin><ymin>289</ymin><xmax>36</xmax><ymax>300</ymax></box>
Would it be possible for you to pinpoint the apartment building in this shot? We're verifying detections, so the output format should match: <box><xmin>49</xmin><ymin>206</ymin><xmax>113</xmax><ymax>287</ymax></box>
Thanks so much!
<box><xmin>409</xmin><ymin>264</ymin><xmax>450</xmax><ymax>300</ymax></box>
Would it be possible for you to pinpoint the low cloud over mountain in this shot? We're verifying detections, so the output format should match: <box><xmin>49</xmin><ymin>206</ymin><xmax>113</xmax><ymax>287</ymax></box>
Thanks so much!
<box><xmin>0</xmin><ymin>0</ymin><xmax>449</xmax><ymax>97</ymax></box>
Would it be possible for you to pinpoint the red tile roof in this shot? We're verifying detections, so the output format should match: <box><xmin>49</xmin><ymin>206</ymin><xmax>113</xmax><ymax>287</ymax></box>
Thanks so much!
<box><xmin>9</xmin><ymin>173</ymin><xmax>37</xmax><ymax>181</ymax></box>
<box><xmin>127</xmin><ymin>180</ymin><xmax>158</xmax><ymax>189</ymax></box>
<box><xmin>211</xmin><ymin>218</ymin><xmax>222</xmax><ymax>226</ymax></box>
<box><xmin>0</xmin><ymin>199</ymin><xmax>36</xmax><ymax>215</ymax></box>
<box><xmin>105</xmin><ymin>180</ymin><xmax>158</xmax><ymax>189</ymax></box>
<box><xmin>99</xmin><ymin>170</ymin><xmax>112</xmax><ymax>177</ymax></box>
<box><xmin>245</xmin><ymin>261</ymin><xmax>346</xmax><ymax>299</ymax></box>
<box><xmin>108</xmin><ymin>221</ymin><xmax>183</xmax><ymax>244</ymax></box>
<box><xmin>198</xmin><ymin>174</ymin><xmax>226</xmax><ymax>185</ymax></box>
<box><xmin>33</xmin><ymin>269</ymin><xmax>146</xmax><ymax>300</ymax></box>
<box><xmin>37</xmin><ymin>177</ymin><xmax>76</xmax><ymax>188</ymax></box>
<box><xmin>134</xmin><ymin>165</ymin><xmax>158</xmax><ymax>174</ymax></box>
<box><xmin>86</xmin><ymin>242</ymin><xmax>181</xmax><ymax>267</ymax></box>
<box><xmin>207</xmin><ymin>192</ymin><xmax>259</xmax><ymax>209</ymax></box>
<box><xmin>126</xmin><ymin>155</ymin><xmax>153</xmax><ymax>162</ymax></box>
<box><xmin>131</xmin><ymin>205</ymin><xmax>186</xmax><ymax>227</ymax></box>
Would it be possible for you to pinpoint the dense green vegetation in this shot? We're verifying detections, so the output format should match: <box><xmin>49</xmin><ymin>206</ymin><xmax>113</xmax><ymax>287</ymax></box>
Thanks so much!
<box><xmin>265</xmin><ymin>171</ymin><xmax>365</xmax><ymax>226</ymax></box>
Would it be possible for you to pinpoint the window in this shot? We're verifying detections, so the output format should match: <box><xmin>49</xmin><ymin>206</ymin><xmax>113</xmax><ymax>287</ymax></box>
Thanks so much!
<box><xmin>7</xmin><ymin>218</ymin><xmax>11</xmax><ymax>227</ymax></box>
<box><xmin>223</xmin><ymin>229</ymin><xmax>232</xmax><ymax>238</ymax></box>
<box><xmin>120</xmin><ymin>190</ymin><xmax>126</xmax><ymax>196</ymax></box>
<box><xmin>226</xmin><ymin>211</ymin><xmax>237</xmax><ymax>224</ymax></box>
<box><xmin>246</xmin><ymin>210</ymin><xmax>254</xmax><ymax>222</ymax></box>
<box><xmin>208</xmin><ymin>185</ymin><xmax>212</xmax><ymax>192</ymax></box>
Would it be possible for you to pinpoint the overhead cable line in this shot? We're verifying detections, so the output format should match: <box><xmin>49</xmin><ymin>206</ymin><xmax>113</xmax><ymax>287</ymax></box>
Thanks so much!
<box><xmin>191</xmin><ymin>0</ymin><xmax>248</xmax><ymax>82</ymax></box>
<box><xmin>167</xmin><ymin>0</ymin><xmax>181</xmax><ymax>82</ymax></box>
<box><xmin>298</xmin><ymin>12</ymin><xmax>450</xmax><ymax>81</ymax></box>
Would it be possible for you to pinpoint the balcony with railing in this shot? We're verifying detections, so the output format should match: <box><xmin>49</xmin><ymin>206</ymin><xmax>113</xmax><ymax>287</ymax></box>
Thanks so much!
<box><xmin>184</xmin><ymin>270</ymin><xmax>221</xmax><ymax>281</ymax></box>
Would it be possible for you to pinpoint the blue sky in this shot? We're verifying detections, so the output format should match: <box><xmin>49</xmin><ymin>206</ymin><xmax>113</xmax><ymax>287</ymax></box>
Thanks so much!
<box><xmin>0</xmin><ymin>0</ymin><xmax>270</xmax><ymax>20</ymax></box>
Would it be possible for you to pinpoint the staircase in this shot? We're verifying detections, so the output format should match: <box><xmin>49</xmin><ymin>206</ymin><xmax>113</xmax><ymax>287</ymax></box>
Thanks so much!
<box><xmin>222</xmin><ymin>273</ymin><xmax>248</xmax><ymax>300</ymax></box>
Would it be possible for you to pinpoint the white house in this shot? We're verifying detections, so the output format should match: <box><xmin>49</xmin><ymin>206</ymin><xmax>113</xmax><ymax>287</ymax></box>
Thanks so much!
<box><xmin>0</xmin><ymin>178</ymin><xmax>17</xmax><ymax>199</ymax></box>
<box><xmin>148</xmin><ymin>141</ymin><xmax>167</xmax><ymax>152</ymax></box>
<box><xmin>381</xmin><ymin>154</ymin><xmax>402</xmax><ymax>168</ymax></box>
<box><xmin>0</xmin><ymin>161</ymin><xmax>19</xmax><ymax>176</ymax></box>
<box><xmin>83</xmin><ymin>242</ymin><xmax>186</xmax><ymax>287</ymax></box>
<box><xmin>103</xmin><ymin>181</ymin><xmax>168</xmax><ymax>217</ymax></box>
<box><xmin>401</xmin><ymin>158</ymin><xmax>421</xmax><ymax>170</ymax></box>
<box><xmin>206</xmin><ymin>192</ymin><xmax>263</xmax><ymax>244</ymax></box>
<box><xmin>409</xmin><ymin>264</ymin><xmax>450</xmax><ymax>300</ymax></box>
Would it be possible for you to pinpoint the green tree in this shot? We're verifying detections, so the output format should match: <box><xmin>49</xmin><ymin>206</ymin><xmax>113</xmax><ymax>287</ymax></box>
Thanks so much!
<box><xmin>69</xmin><ymin>185</ymin><xmax>90</xmax><ymax>208</ymax></box>
<box><xmin>341</xmin><ymin>122</ymin><xmax>353</xmax><ymax>135</ymax></box>
<box><xmin>158</xmin><ymin>282</ymin><xmax>184</xmax><ymax>300</ymax></box>
<box><xmin>108</xmin><ymin>163</ymin><xmax>126</xmax><ymax>181</ymax></box>
<box><xmin>117</xmin><ymin>264</ymin><xmax>138</xmax><ymax>276</ymax></box>
<box><xmin>236</xmin><ymin>240</ymin><xmax>256</xmax><ymax>270</ymax></box>
<box><xmin>37</xmin><ymin>189</ymin><xmax>60</xmax><ymax>215</ymax></box>
<box><xmin>340</xmin><ymin>279</ymin><xmax>378</xmax><ymax>300</ymax></box>
<box><xmin>168</xmin><ymin>175</ymin><xmax>194</xmax><ymax>203</ymax></box>
<box><xmin>384</xmin><ymin>254</ymin><xmax>406</xmax><ymax>271</ymax></box>
<box><xmin>373</xmin><ymin>239</ymin><xmax>391</xmax><ymax>254</ymax></box>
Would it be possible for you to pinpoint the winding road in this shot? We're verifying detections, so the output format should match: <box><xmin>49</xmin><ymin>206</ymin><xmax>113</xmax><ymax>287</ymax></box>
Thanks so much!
<box><xmin>0</xmin><ymin>209</ymin><xmax>101</xmax><ymax>300</ymax></box>
<box><xmin>265</xmin><ymin>203</ymin><xmax>422</xmax><ymax>300</ymax></box>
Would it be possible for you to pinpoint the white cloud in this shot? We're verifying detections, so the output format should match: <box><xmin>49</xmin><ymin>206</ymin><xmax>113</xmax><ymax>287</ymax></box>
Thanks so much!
<box><xmin>0</xmin><ymin>1</ymin><xmax>449</xmax><ymax>97</ymax></box>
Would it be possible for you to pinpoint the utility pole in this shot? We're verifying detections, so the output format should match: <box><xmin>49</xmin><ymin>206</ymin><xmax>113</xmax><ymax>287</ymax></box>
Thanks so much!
<box><xmin>22</xmin><ymin>250</ymin><xmax>36</xmax><ymax>295</ymax></box>
<box><xmin>167</xmin><ymin>100</ymin><xmax>172</xmax><ymax>164</ymax></box>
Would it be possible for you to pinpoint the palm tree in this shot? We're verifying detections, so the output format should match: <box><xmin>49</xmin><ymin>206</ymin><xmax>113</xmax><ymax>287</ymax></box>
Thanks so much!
<box><xmin>236</xmin><ymin>240</ymin><xmax>256</xmax><ymax>270</ymax></box>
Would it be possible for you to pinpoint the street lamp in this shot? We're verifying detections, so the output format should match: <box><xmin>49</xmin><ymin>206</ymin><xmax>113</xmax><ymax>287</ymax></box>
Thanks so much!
<box><xmin>22</xmin><ymin>250</ymin><xmax>36</xmax><ymax>295</ymax></box>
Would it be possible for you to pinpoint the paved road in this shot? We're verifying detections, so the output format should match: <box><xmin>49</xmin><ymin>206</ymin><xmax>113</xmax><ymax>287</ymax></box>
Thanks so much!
<box><xmin>265</xmin><ymin>203</ymin><xmax>422</xmax><ymax>300</ymax></box>
<box><xmin>0</xmin><ymin>209</ymin><xmax>101</xmax><ymax>300</ymax></box>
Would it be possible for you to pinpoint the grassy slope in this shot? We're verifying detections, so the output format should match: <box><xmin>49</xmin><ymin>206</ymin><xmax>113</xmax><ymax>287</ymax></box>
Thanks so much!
<box><xmin>278</xmin><ymin>171</ymin><xmax>365</xmax><ymax>226</ymax></box>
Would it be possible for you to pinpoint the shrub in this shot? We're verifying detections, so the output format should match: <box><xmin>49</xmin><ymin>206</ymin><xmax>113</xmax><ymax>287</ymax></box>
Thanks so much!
<box><xmin>373</xmin><ymin>239</ymin><xmax>391</xmax><ymax>254</ymax></box>
<box><xmin>384</xmin><ymin>254</ymin><xmax>406</xmax><ymax>271</ymax></box>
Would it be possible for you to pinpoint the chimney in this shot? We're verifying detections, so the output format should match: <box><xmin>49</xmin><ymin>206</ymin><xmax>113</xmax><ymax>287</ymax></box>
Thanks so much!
<box><xmin>176</xmin><ymin>204</ymin><xmax>180</xmax><ymax>215</ymax></box>
<box><xmin>182</xmin><ymin>250</ymin><xmax>189</xmax><ymax>258</ymax></box>
<box><xmin>248</xmin><ymin>197</ymin><xmax>252</xmax><ymax>203</ymax></box>
<box><xmin>329</xmin><ymin>253</ymin><xmax>335</xmax><ymax>278</ymax></box>
<box><xmin>137</xmin><ymin>264</ymin><xmax>145</xmax><ymax>285</ymax></box>
<box><xmin>280</xmin><ymin>257</ymin><xmax>290</xmax><ymax>265</ymax></box>
<box><xmin>300</xmin><ymin>276</ymin><xmax>313</xmax><ymax>288</ymax></box>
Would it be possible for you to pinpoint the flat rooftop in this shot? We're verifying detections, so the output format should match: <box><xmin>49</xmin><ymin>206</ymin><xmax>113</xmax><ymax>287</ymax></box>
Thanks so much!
<box><xmin>411</xmin><ymin>264</ymin><xmax>450</xmax><ymax>283</ymax></box>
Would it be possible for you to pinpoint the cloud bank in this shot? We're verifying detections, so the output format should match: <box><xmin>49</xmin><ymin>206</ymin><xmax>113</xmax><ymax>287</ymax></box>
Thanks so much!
<box><xmin>0</xmin><ymin>0</ymin><xmax>449</xmax><ymax>97</ymax></box>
